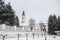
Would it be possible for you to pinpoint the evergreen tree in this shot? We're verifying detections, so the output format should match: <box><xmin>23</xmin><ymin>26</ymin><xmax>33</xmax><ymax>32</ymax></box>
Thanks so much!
<box><xmin>48</xmin><ymin>15</ymin><xmax>57</xmax><ymax>35</ymax></box>
<box><xmin>15</xmin><ymin>16</ymin><xmax>19</xmax><ymax>27</ymax></box>
<box><xmin>6</xmin><ymin>2</ymin><xmax>15</xmax><ymax>26</ymax></box>
<box><xmin>48</xmin><ymin>15</ymin><xmax>53</xmax><ymax>34</ymax></box>
<box><xmin>52</xmin><ymin>15</ymin><xmax>57</xmax><ymax>31</ymax></box>
<box><xmin>0</xmin><ymin>0</ymin><xmax>6</xmax><ymax>24</ymax></box>
<box><xmin>0</xmin><ymin>0</ymin><xmax>15</xmax><ymax>26</ymax></box>
<box><xmin>57</xmin><ymin>16</ymin><xmax>60</xmax><ymax>31</ymax></box>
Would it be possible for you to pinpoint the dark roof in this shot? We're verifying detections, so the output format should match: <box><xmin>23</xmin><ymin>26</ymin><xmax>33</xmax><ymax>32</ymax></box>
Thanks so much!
<box><xmin>22</xmin><ymin>11</ymin><xmax>25</xmax><ymax>16</ymax></box>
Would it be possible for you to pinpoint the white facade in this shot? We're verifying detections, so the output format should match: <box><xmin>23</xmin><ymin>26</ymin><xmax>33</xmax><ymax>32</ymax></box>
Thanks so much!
<box><xmin>28</xmin><ymin>23</ymin><xmax>48</xmax><ymax>32</ymax></box>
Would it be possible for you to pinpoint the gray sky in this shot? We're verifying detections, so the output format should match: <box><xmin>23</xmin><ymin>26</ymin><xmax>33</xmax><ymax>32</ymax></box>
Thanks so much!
<box><xmin>5</xmin><ymin>0</ymin><xmax>60</xmax><ymax>23</ymax></box>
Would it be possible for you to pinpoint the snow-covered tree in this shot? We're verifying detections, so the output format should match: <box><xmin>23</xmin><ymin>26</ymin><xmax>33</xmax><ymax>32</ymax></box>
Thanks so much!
<box><xmin>48</xmin><ymin>15</ymin><xmax>57</xmax><ymax>35</ymax></box>
<box><xmin>57</xmin><ymin>16</ymin><xmax>60</xmax><ymax>31</ymax></box>
<box><xmin>0</xmin><ymin>0</ymin><xmax>16</xmax><ymax>26</ymax></box>
<box><xmin>29</xmin><ymin>18</ymin><xmax>36</xmax><ymax>31</ymax></box>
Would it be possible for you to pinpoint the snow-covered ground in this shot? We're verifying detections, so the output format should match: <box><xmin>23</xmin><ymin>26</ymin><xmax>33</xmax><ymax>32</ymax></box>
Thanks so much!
<box><xmin>0</xmin><ymin>34</ymin><xmax>60</xmax><ymax>40</ymax></box>
<box><xmin>0</xmin><ymin>25</ymin><xmax>60</xmax><ymax>40</ymax></box>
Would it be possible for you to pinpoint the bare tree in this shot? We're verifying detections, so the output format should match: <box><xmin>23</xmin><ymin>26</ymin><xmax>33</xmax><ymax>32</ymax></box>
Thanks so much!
<box><xmin>29</xmin><ymin>18</ymin><xmax>36</xmax><ymax>31</ymax></box>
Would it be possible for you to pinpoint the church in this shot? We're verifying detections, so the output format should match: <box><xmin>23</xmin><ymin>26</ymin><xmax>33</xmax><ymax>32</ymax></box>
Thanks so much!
<box><xmin>20</xmin><ymin>11</ymin><xmax>28</xmax><ymax>31</ymax></box>
<box><xmin>20</xmin><ymin>11</ymin><xmax>48</xmax><ymax>32</ymax></box>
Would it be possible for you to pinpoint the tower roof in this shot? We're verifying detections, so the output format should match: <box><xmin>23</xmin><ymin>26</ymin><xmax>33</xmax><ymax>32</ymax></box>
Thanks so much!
<box><xmin>22</xmin><ymin>11</ymin><xmax>25</xmax><ymax>16</ymax></box>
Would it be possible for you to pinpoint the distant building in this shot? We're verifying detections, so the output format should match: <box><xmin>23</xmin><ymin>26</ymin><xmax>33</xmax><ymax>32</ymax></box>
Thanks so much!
<box><xmin>20</xmin><ymin>11</ymin><xmax>28</xmax><ymax>31</ymax></box>
<box><xmin>21</xmin><ymin>11</ymin><xmax>26</xmax><ymax>24</ymax></box>
<box><xmin>38</xmin><ymin>23</ymin><xmax>48</xmax><ymax>32</ymax></box>
<box><xmin>20</xmin><ymin>11</ymin><xmax>27</xmax><ymax>26</ymax></box>
<box><xmin>28</xmin><ymin>23</ymin><xmax>48</xmax><ymax>32</ymax></box>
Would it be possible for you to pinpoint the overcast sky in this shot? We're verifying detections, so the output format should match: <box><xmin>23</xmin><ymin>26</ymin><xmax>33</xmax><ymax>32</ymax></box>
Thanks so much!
<box><xmin>5</xmin><ymin>0</ymin><xmax>60</xmax><ymax>24</ymax></box>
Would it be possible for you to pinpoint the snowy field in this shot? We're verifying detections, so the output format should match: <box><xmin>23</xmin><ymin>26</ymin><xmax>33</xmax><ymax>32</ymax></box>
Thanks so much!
<box><xmin>0</xmin><ymin>25</ymin><xmax>60</xmax><ymax>40</ymax></box>
<box><xmin>0</xmin><ymin>34</ymin><xmax>60</xmax><ymax>40</ymax></box>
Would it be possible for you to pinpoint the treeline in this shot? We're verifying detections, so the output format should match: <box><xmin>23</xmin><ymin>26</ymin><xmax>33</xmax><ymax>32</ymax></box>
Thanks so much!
<box><xmin>48</xmin><ymin>14</ymin><xmax>60</xmax><ymax>35</ymax></box>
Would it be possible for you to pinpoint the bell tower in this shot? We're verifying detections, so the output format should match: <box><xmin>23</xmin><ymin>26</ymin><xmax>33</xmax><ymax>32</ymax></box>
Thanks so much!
<box><xmin>21</xmin><ymin>11</ymin><xmax>26</xmax><ymax>25</ymax></box>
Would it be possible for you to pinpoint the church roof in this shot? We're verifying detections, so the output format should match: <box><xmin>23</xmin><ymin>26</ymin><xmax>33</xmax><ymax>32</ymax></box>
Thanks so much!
<box><xmin>22</xmin><ymin>11</ymin><xmax>25</xmax><ymax>16</ymax></box>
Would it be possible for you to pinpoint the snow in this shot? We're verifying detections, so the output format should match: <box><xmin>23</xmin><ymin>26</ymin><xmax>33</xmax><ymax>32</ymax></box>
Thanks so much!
<box><xmin>0</xmin><ymin>24</ymin><xmax>60</xmax><ymax>40</ymax></box>
<box><xmin>0</xmin><ymin>34</ymin><xmax>60</xmax><ymax>40</ymax></box>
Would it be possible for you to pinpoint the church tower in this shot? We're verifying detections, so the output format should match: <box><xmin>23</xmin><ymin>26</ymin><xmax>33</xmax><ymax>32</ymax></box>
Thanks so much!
<box><xmin>21</xmin><ymin>11</ymin><xmax>26</xmax><ymax>25</ymax></box>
